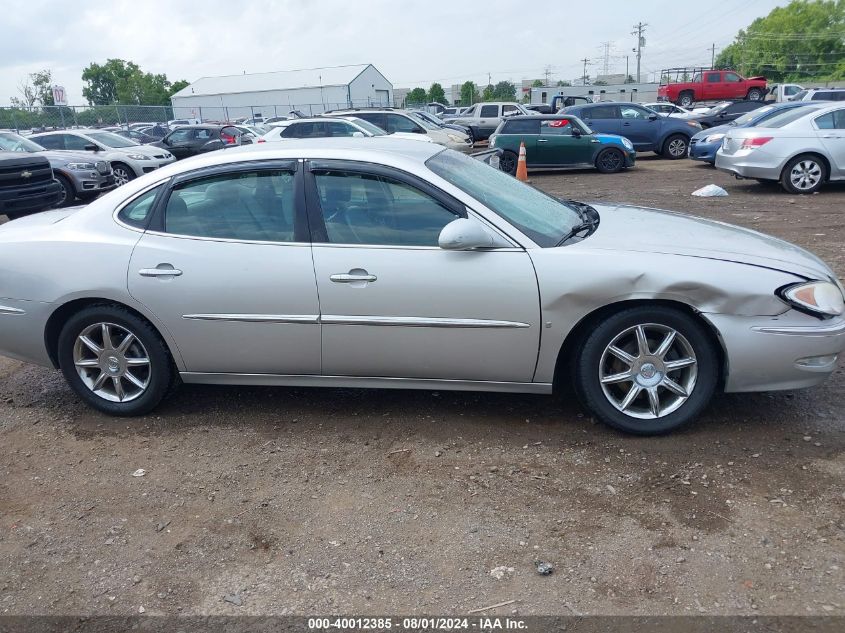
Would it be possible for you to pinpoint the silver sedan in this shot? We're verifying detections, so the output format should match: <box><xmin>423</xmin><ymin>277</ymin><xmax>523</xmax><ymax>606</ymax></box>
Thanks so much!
<box><xmin>716</xmin><ymin>101</ymin><xmax>844</xmax><ymax>193</ymax></box>
<box><xmin>1</xmin><ymin>138</ymin><xmax>844</xmax><ymax>435</ymax></box>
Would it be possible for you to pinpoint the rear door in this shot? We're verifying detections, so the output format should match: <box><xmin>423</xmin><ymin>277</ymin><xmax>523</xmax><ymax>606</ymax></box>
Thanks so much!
<box><xmin>579</xmin><ymin>105</ymin><xmax>622</xmax><ymax>136</ymax></box>
<box><xmin>127</xmin><ymin>160</ymin><xmax>322</xmax><ymax>376</ymax></box>
<box><xmin>703</xmin><ymin>72</ymin><xmax>723</xmax><ymax>100</ymax></box>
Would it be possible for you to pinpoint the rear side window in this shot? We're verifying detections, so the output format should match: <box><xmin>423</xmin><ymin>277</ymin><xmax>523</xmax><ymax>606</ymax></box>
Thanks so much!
<box><xmin>480</xmin><ymin>105</ymin><xmax>498</xmax><ymax>117</ymax></box>
<box><xmin>118</xmin><ymin>185</ymin><xmax>163</xmax><ymax>229</ymax></box>
<box><xmin>706</xmin><ymin>73</ymin><xmax>721</xmax><ymax>82</ymax></box>
<box><xmin>33</xmin><ymin>134</ymin><xmax>63</xmax><ymax>149</ymax></box>
<box><xmin>585</xmin><ymin>105</ymin><xmax>618</xmax><ymax>119</ymax></box>
<box><xmin>503</xmin><ymin>119</ymin><xmax>540</xmax><ymax>134</ymax></box>
<box><xmin>163</xmin><ymin>169</ymin><xmax>297</xmax><ymax>242</ymax></box>
<box><xmin>815</xmin><ymin>110</ymin><xmax>845</xmax><ymax>129</ymax></box>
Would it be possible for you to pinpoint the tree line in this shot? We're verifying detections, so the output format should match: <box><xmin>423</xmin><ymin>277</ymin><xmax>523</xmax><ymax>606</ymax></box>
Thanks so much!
<box><xmin>9</xmin><ymin>59</ymin><xmax>189</xmax><ymax>109</ymax></box>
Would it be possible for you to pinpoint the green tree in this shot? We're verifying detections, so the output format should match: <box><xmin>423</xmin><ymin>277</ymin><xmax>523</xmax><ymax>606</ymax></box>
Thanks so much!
<box><xmin>491</xmin><ymin>81</ymin><xmax>517</xmax><ymax>101</ymax></box>
<box><xmin>459</xmin><ymin>81</ymin><xmax>478</xmax><ymax>106</ymax></box>
<box><xmin>556</xmin><ymin>80</ymin><xmax>571</xmax><ymax>87</ymax></box>
<box><xmin>406</xmin><ymin>87</ymin><xmax>427</xmax><ymax>105</ymax></box>
<box><xmin>481</xmin><ymin>84</ymin><xmax>495</xmax><ymax>101</ymax></box>
<box><xmin>531</xmin><ymin>79</ymin><xmax>544</xmax><ymax>87</ymax></box>
<box><xmin>427</xmin><ymin>82</ymin><xmax>446</xmax><ymax>104</ymax></box>
<box><xmin>82</xmin><ymin>59</ymin><xmax>189</xmax><ymax>105</ymax></box>
<box><xmin>715</xmin><ymin>0</ymin><xmax>845</xmax><ymax>82</ymax></box>
<box><xmin>10</xmin><ymin>69</ymin><xmax>54</xmax><ymax>107</ymax></box>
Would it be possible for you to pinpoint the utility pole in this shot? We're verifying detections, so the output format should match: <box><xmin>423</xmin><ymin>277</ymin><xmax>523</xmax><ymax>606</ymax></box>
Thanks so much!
<box><xmin>580</xmin><ymin>57</ymin><xmax>591</xmax><ymax>86</ymax></box>
<box><xmin>631</xmin><ymin>22</ymin><xmax>647</xmax><ymax>83</ymax></box>
<box><xmin>710</xmin><ymin>43</ymin><xmax>716</xmax><ymax>68</ymax></box>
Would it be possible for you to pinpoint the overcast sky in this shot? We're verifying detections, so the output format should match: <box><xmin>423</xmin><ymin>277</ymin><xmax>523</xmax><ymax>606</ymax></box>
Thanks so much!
<box><xmin>2</xmin><ymin>0</ymin><xmax>789</xmax><ymax>105</ymax></box>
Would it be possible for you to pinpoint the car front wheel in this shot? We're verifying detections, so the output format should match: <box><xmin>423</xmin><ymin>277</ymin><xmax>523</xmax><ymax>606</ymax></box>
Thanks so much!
<box><xmin>111</xmin><ymin>163</ymin><xmax>135</xmax><ymax>187</ymax></box>
<box><xmin>595</xmin><ymin>148</ymin><xmax>625</xmax><ymax>173</ymax></box>
<box><xmin>574</xmin><ymin>306</ymin><xmax>719</xmax><ymax>435</ymax></box>
<box><xmin>57</xmin><ymin>305</ymin><xmax>175</xmax><ymax>416</ymax></box>
<box><xmin>662</xmin><ymin>134</ymin><xmax>689</xmax><ymax>159</ymax></box>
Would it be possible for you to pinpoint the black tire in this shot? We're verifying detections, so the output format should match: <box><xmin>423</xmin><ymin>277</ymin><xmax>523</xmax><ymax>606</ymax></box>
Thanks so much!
<box><xmin>54</xmin><ymin>174</ymin><xmax>75</xmax><ymax>208</ymax></box>
<box><xmin>466</xmin><ymin>128</ymin><xmax>476</xmax><ymax>146</ymax></box>
<box><xmin>573</xmin><ymin>305</ymin><xmax>720</xmax><ymax>436</ymax></box>
<box><xmin>747</xmin><ymin>88</ymin><xmax>764</xmax><ymax>101</ymax></box>
<box><xmin>780</xmin><ymin>154</ymin><xmax>827</xmax><ymax>194</ymax></box>
<box><xmin>499</xmin><ymin>150</ymin><xmax>518</xmax><ymax>175</ymax></box>
<box><xmin>678</xmin><ymin>91</ymin><xmax>695</xmax><ymax>108</ymax></box>
<box><xmin>111</xmin><ymin>163</ymin><xmax>135</xmax><ymax>187</ymax></box>
<box><xmin>57</xmin><ymin>304</ymin><xmax>175</xmax><ymax>416</ymax></box>
<box><xmin>595</xmin><ymin>148</ymin><xmax>625</xmax><ymax>173</ymax></box>
<box><xmin>661</xmin><ymin>134</ymin><xmax>689</xmax><ymax>160</ymax></box>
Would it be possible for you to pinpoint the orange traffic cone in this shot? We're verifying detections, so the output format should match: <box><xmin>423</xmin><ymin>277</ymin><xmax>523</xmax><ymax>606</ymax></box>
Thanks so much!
<box><xmin>515</xmin><ymin>140</ymin><xmax>529</xmax><ymax>182</ymax></box>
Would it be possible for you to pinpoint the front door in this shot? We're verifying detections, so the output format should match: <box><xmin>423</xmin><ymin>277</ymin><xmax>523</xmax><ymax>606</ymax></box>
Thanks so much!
<box><xmin>162</xmin><ymin>129</ymin><xmax>196</xmax><ymax>159</ymax></box>
<box><xmin>305</xmin><ymin>161</ymin><xmax>540</xmax><ymax>382</ymax></box>
<box><xmin>619</xmin><ymin>105</ymin><xmax>660</xmax><ymax>151</ymax></box>
<box><xmin>535</xmin><ymin>118</ymin><xmax>593</xmax><ymax>166</ymax></box>
<box><xmin>127</xmin><ymin>162</ymin><xmax>321</xmax><ymax>375</ymax></box>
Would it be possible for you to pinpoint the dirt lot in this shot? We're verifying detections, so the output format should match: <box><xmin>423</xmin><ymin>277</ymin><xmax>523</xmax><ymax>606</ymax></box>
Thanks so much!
<box><xmin>1</xmin><ymin>157</ymin><xmax>843</xmax><ymax>619</ymax></box>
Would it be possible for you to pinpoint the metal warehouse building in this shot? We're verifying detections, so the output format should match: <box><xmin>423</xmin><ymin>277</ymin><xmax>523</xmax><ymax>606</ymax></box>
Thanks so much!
<box><xmin>170</xmin><ymin>63</ymin><xmax>393</xmax><ymax>121</ymax></box>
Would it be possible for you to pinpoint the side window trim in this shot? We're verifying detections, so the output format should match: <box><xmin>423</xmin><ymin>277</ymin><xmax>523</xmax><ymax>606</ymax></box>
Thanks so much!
<box><xmin>304</xmin><ymin>159</ymin><xmax>468</xmax><ymax>246</ymax></box>
<box><xmin>114</xmin><ymin>181</ymin><xmax>170</xmax><ymax>231</ymax></box>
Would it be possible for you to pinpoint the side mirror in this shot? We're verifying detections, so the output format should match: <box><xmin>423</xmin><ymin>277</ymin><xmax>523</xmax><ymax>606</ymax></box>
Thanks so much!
<box><xmin>84</xmin><ymin>144</ymin><xmax>99</xmax><ymax>152</ymax></box>
<box><xmin>648</xmin><ymin>113</ymin><xmax>658</xmax><ymax>121</ymax></box>
<box><xmin>161</xmin><ymin>137</ymin><xmax>171</xmax><ymax>145</ymax></box>
<box><xmin>438</xmin><ymin>218</ymin><xmax>508</xmax><ymax>250</ymax></box>
<box><xmin>414</xmin><ymin>127</ymin><xmax>426</xmax><ymax>134</ymax></box>
<box><xmin>351</xmin><ymin>131</ymin><xmax>365</xmax><ymax>138</ymax></box>
<box><xmin>572</xmin><ymin>128</ymin><xmax>582</xmax><ymax>138</ymax></box>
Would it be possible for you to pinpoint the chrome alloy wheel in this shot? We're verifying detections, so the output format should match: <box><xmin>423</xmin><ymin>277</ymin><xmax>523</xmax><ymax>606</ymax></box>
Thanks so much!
<box><xmin>112</xmin><ymin>165</ymin><xmax>132</xmax><ymax>186</ymax></box>
<box><xmin>667</xmin><ymin>138</ymin><xmax>687</xmax><ymax>157</ymax></box>
<box><xmin>73</xmin><ymin>322</ymin><xmax>151</xmax><ymax>402</ymax></box>
<box><xmin>789</xmin><ymin>160</ymin><xmax>822</xmax><ymax>191</ymax></box>
<box><xmin>599</xmin><ymin>323</ymin><xmax>698</xmax><ymax>420</ymax></box>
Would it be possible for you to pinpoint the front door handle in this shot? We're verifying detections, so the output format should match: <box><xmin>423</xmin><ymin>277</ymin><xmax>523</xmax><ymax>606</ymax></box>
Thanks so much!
<box><xmin>537</xmin><ymin>139</ymin><xmax>549</xmax><ymax>143</ymax></box>
<box><xmin>331</xmin><ymin>272</ymin><xmax>377</xmax><ymax>283</ymax></box>
<box><xmin>140</xmin><ymin>265</ymin><xmax>182</xmax><ymax>277</ymax></box>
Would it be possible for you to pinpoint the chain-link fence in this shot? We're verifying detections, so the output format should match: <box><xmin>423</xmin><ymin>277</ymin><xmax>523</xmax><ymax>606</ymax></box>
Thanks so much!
<box><xmin>0</xmin><ymin>98</ymin><xmax>394</xmax><ymax>133</ymax></box>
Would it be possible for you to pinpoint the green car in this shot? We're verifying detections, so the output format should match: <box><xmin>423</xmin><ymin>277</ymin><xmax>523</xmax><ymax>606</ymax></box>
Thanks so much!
<box><xmin>488</xmin><ymin>115</ymin><xmax>636</xmax><ymax>174</ymax></box>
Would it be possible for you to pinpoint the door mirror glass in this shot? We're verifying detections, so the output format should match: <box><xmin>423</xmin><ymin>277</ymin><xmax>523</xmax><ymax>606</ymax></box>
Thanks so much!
<box><xmin>439</xmin><ymin>218</ymin><xmax>502</xmax><ymax>250</ymax></box>
<box><xmin>648</xmin><ymin>113</ymin><xmax>658</xmax><ymax>121</ymax></box>
<box><xmin>571</xmin><ymin>127</ymin><xmax>582</xmax><ymax>138</ymax></box>
<box><xmin>84</xmin><ymin>143</ymin><xmax>99</xmax><ymax>152</ymax></box>
<box><xmin>351</xmin><ymin>131</ymin><xmax>365</xmax><ymax>138</ymax></box>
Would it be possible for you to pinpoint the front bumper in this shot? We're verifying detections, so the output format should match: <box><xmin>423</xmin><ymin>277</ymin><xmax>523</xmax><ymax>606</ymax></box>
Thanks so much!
<box><xmin>715</xmin><ymin>148</ymin><xmax>783</xmax><ymax>180</ymax></box>
<box><xmin>128</xmin><ymin>156</ymin><xmax>176</xmax><ymax>177</ymax></box>
<box><xmin>0</xmin><ymin>180</ymin><xmax>62</xmax><ymax>217</ymax></box>
<box><xmin>688</xmin><ymin>139</ymin><xmax>718</xmax><ymax>163</ymax></box>
<box><xmin>65</xmin><ymin>170</ymin><xmax>116</xmax><ymax>195</ymax></box>
<box><xmin>704</xmin><ymin>311</ymin><xmax>845</xmax><ymax>392</ymax></box>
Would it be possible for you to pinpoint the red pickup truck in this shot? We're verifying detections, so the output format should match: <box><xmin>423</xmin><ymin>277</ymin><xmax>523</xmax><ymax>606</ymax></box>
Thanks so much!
<box><xmin>658</xmin><ymin>70</ymin><xmax>767</xmax><ymax>107</ymax></box>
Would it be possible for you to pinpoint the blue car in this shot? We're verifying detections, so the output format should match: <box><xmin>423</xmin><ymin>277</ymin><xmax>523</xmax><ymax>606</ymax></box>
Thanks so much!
<box><xmin>689</xmin><ymin>102</ymin><xmax>817</xmax><ymax>164</ymax></box>
<box><xmin>560</xmin><ymin>102</ymin><xmax>703</xmax><ymax>159</ymax></box>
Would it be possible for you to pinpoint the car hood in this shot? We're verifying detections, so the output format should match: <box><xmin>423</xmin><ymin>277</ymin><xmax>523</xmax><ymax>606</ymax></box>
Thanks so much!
<box><xmin>108</xmin><ymin>144</ymin><xmax>165</xmax><ymax>156</ymax></box>
<box><xmin>36</xmin><ymin>149</ymin><xmax>104</xmax><ymax>164</ymax></box>
<box><xmin>691</xmin><ymin>124</ymin><xmax>735</xmax><ymax>140</ymax></box>
<box><xmin>593</xmin><ymin>133</ymin><xmax>631</xmax><ymax>145</ymax></box>
<box><xmin>579</xmin><ymin>203</ymin><xmax>835</xmax><ymax>280</ymax></box>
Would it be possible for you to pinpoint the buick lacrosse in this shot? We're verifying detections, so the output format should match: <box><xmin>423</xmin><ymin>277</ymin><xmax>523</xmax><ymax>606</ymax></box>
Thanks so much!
<box><xmin>1</xmin><ymin>138</ymin><xmax>843</xmax><ymax>435</ymax></box>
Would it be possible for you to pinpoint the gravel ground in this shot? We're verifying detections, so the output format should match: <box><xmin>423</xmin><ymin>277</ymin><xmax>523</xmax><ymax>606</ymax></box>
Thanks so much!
<box><xmin>0</xmin><ymin>157</ymin><xmax>843</xmax><ymax>618</ymax></box>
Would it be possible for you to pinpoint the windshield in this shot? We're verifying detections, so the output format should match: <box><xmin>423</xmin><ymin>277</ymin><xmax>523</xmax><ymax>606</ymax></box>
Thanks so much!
<box><xmin>733</xmin><ymin>104</ymin><xmax>777</xmax><ymax>126</ymax></box>
<box><xmin>86</xmin><ymin>131</ymin><xmax>140</xmax><ymax>148</ymax></box>
<box><xmin>426</xmin><ymin>150</ymin><xmax>582</xmax><ymax>247</ymax></box>
<box><xmin>757</xmin><ymin>106</ymin><xmax>820</xmax><ymax>128</ymax></box>
<box><xmin>347</xmin><ymin>117</ymin><xmax>386</xmax><ymax>136</ymax></box>
<box><xmin>706</xmin><ymin>102</ymin><xmax>731</xmax><ymax>115</ymax></box>
<box><xmin>413</xmin><ymin>111</ymin><xmax>444</xmax><ymax>127</ymax></box>
<box><xmin>409</xmin><ymin>113</ymin><xmax>439</xmax><ymax>131</ymax></box>
<box><xmin>0</xmin><ymin>132</ymin><xmax>44</xmax><ymax>153</ymax></box>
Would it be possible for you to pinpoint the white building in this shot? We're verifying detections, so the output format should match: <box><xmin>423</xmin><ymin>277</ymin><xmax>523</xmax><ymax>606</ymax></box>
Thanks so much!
<box><xmin>531</xmin><ymin>82</ymin><xmax>659</xmax><ymax>106</ymax></box>
<box><xmin>170</xmin><ymin>64</ymin><xmax>393</xmax><ymax>121</ymax></box>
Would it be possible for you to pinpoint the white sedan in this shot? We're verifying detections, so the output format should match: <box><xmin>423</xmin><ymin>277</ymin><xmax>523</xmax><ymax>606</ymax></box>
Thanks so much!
<box><xmin>260</xmin><ymin>116</ymin><xmax>432</xmax><ymax>143</ymax></box>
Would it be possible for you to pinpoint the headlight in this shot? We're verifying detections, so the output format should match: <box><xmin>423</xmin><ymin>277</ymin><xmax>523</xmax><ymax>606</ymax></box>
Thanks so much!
<box><xmin>621</xmin><ymin>138</ymin><xmax>634</xmax><ymax>150</ymax></box>
<box><xmin>126</xmin><ymin>154</ymin><xmax>151</xmax><ymax>160</ymax></box>
<box><xmin>66</xmin><ymin>162</ymin><xmax>96</xmax><ymax>170</ymax></box>
<box><xmin>687</xmin><ymin>121</ymin><xmax>702</xmax><ymax>129</ymax></box>
<box><xmin>446</xmin><ymin>133</ymin><xmax>464</xmax><ymax>143</ymax></box>
<box><xmin>705</xmin><ymin>133</ymin><xmax>725</xmax><ymax>144</ymax></box>
<box><xmin>780</xmin><ymin>281</ymin><xmax>845</xmax><ymax>317</ymax></box>
<box><xmin>489</xmin><ymin>135</ymin><xmax>497</xmax><ymax>148</ymax></box>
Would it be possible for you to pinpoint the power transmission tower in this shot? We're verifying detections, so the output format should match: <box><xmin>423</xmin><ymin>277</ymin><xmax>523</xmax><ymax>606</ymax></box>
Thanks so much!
<box><xmin>631</xmin><ymin>22</ymin><xmax>647</xmax><ymax>83</ymax></box>
<box><xmin>599</xmin><ymin>42</ymin><xmax>614</xmax><ymax>78</ymax></box>
<box><xmin>543</xmin><ymin>65</ymin><xmax>553</xmax><ymax>86</ymax></box>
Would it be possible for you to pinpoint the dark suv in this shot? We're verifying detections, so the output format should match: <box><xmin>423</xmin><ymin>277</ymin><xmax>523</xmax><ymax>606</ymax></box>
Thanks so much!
<box><xmin>0</xmin><ymin>152</ymin><xmax>62</xmax><ymax>220</ymax></box>
<box><xmin>152</xmin><ymin>125</ymin><xmax>246</xmax><ymax>160</ymax></box>
<box><xmin>560</xmin><ymin>102</ymin><xmax>704</xmax><ymax>158</ymax></box>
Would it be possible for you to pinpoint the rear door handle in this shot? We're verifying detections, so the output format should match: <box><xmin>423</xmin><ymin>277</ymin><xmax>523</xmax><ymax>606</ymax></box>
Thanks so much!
<box><xmin>139</xmin><ymin>265</ymin><xmax>182</xmax><ymax>277</ymax></box>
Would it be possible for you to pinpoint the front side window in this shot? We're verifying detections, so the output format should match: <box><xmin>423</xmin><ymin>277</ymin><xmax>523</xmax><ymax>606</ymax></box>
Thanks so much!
<box><xmin>195</xmin><ymin>129</ymin><xmax>213</xmax><ymax>141</ymax></box>
<box><xmin>118</xmin><ymin>185</ymin><xmax>163</xmax><ymax>229</ymax></box>
<box><xmin>354</xmin><ymin>112</ymin><xmax>388</xmax><ymax>130</ymax></box>
<box><xmin>86</xmin><ymin>131</ymin><xmax>137</xmax><ymax>148</ymax></box>
<box><xmin>540</xmin><ymin>119</ymin><xmax>576</xmax><ymax>136</ymax></box>
<box><xmin>164</xmin><ymin>169</ymin><xmax>296</xmax><ymax>242</ymax></box>
<box><xmin>502</xmin><ymin>105</ymin><xmax>518</xmax><ymax>115</ymax></box>
<box><xmin>314</xmin><ymin>170</ymin><xmax>460</xmax><ymax>247</ymax></box>
<box><xmin>385</xmin><ymin>114</ymin><xmax>422</xmax><ymax>134</ymax></box>
<box><xmin>426</xmin><ymin>150</ymin><xmax>581</xmax><ymax>248</ymax></box>
<box><xmin>785</xmin><ymin>86</ymin><xmax>800</xmax><ymax>96</ymax></box>
<box><xmin>64</xmin><ymin>135</ymin><xmax>93</xmax><ymax>151</ymax></box>
<box><xmin>166</xmin><ymin>129</ymin><xmax>193</xmax><ymax>143</ymax></box>
<box><xmin>326</xmin><ymin>121</ymin><xmax>356</xmax><ymax>137</ymax></box>
<box><xmin>725</xmin><ymin>73</ymin><xmax>741</xmax><ymax>83</ymax></box>
<box><xmin>480</xmin><ymin>105</ymin><xmax>498</xmax><ymax>118</ymax></box>
<box><xmin>620</xmin><ymin>106</ymin><xmax>649</xmax><ymax>120</ymax></box>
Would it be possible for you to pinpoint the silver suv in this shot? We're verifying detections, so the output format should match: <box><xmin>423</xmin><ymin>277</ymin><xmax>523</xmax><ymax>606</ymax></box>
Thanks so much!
<box><xmin>324</xmin><ymin>109</ymin><xmax>471</xmax><ymax>151</ymax></box>
<box><xmin>443</xmin><ymin>102</ymin><xmax>535</xmax><ymax>141</ymax></box>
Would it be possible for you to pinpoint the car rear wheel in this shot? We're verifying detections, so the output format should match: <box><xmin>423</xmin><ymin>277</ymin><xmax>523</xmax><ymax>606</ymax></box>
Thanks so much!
<box><xmin>595</xmin><ymin>148</ymin><xmax>625</xmax><ymax>173</ymax></box>
<box><xmin>111</xmin><ymin>163</ymin><xmax>135</xmax><ymax>187</ymax></box>
<box><xmin>780</xmin><ymin>155</ymin><xmax>826</xmax><ymax>194</ymax></box>
<box><xmin>662</xmin><ymin>134</ymin><xmax>689</xmax><ymax>159</ymax></box>
<box><xmin>57</xmin><ymin>305</ymin><xmax>175</xmax><ymax>416</ymax></box>
<box><xmin>573</xmin><ymin>306</ymin><xmax>719</xmax><ymax>435</ymax></box>
<box><xmin>678</xmin><ymin>91</ymin><xmax>695</xmax><ymax>108</ymax></box>
<box><xmin>747</xmin><ymin>88</ymin><xmax>764</xmax><ymax>101</ymax></box>
<box><xmin>54</xmin><ymin>173</ymin><xmax>75</xmax><ymax>207</ymax></box>
<box><xmin>499</xmin><ymin>150</ymin><xmax>518</xmax><ymax>175</ymax></box>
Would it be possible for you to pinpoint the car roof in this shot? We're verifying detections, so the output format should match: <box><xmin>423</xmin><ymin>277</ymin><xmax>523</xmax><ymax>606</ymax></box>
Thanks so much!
<box><xmin>504</xmin><ymin>114</ymin><xmax>582</xmax><ymax>121</ymax></box>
